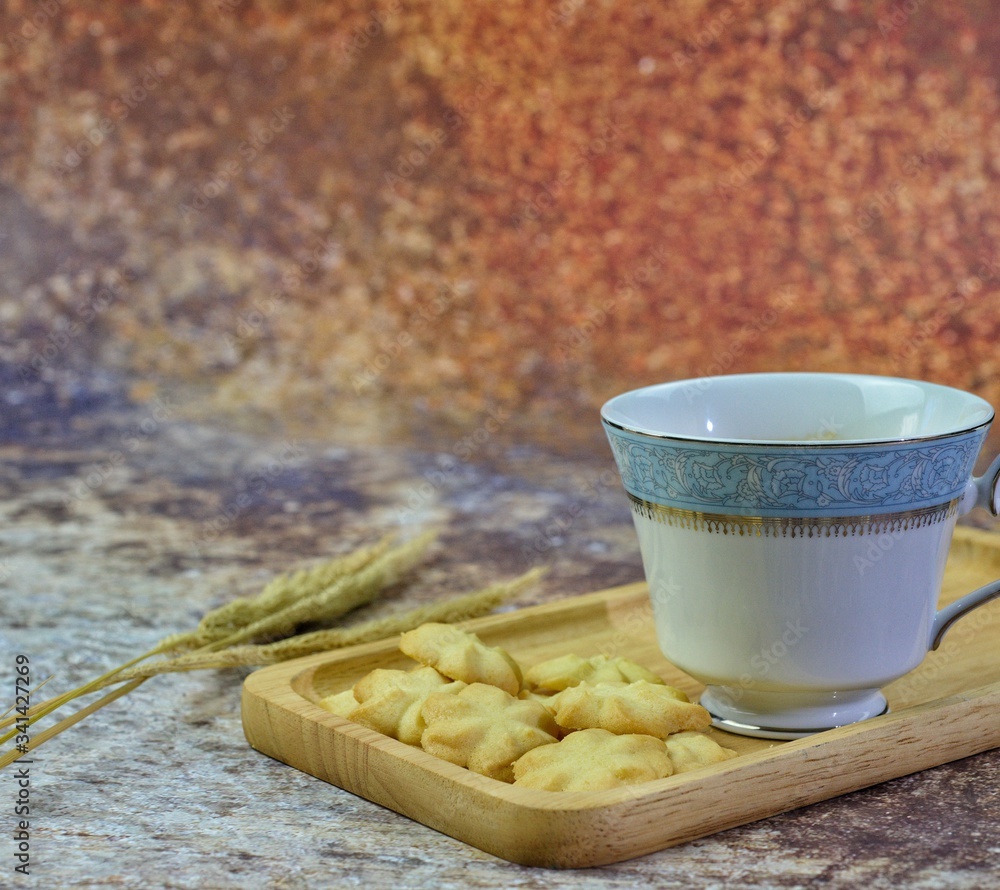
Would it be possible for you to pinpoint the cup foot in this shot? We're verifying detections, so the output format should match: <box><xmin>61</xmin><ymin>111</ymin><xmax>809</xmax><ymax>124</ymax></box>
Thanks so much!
<box><xmin>700</xmin><ymin>686</ymin><xmax>889</xmax><ymax>740</ymax></box>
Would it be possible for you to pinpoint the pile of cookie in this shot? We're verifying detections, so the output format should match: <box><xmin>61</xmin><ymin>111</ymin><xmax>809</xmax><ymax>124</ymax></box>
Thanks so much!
<box><xmin>318</xmin><ymin>622</ymin><xmax>736</xmax><ymax>792</ymax></box>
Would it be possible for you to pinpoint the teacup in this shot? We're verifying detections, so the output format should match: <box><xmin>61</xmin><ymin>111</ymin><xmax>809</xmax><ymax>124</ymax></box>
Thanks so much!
<box><xmin>601</xmin><ymin>372</ymin><xmax>1000</xmax><ymax>738</ymax></box>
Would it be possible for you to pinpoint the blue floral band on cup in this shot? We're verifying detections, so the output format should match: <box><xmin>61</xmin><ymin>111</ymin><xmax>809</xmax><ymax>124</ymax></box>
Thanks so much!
<box><xmin>603</xmin><ymin>425</ymin><xmax>986</xmax><ymax>518</ymax></box>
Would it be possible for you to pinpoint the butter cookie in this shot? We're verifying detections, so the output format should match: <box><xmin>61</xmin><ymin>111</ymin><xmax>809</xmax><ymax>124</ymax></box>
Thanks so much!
<box><xmin>551</xmin><ymin>680</ymin><xmax>711</xmax><ymax>738</ymax></box>
<box><xmin>351</xmin><ymin>666</ymin><xmax>466</xmax><ymax>745</ymax></box>
<box><xmin>524</xmin><ymin>653</ymin><xmax>667</xmax><ymax>693</ymax></box>
<box><xmin>513</xmin><ymin>728</ymin><xmax>675</xmax><ymax>791</ymax></box>
<box><xmin>400</xmin><ymin>623</ymin><xmax>522</xmax><ymax>695</ymax></box>
<box><xmin>420</xmin><ymin>682</ymin><xmax>558</xmax><ymax>782</ymax></box>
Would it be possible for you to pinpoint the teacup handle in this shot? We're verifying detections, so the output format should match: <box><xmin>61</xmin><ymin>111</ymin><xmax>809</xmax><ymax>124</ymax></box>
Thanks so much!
<box><xmin>929</xmin><ymin>452</ymin><xmax>1000</xmax><ymax>650</ymax></box>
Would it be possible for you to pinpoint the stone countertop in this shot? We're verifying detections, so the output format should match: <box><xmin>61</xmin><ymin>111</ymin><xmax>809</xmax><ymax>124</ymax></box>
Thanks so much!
<box><xmin>1</xmin><ymin>372</ymin><xmax>999</xmax><ymax>890</ymax></box>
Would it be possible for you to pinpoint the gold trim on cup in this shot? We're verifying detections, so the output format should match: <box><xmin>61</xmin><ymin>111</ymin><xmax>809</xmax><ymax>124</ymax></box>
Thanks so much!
<box><xmin>626</xmin><ymin>493</ymin><xmax>962</xmax><ymax>538</ymax></box>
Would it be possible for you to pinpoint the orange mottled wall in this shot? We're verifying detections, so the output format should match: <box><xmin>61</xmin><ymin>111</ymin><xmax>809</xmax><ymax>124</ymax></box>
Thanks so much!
<box><xmin>2</xmin><ymin>0</ymin><xmax>999</xmax><ymax>452</ymax></box>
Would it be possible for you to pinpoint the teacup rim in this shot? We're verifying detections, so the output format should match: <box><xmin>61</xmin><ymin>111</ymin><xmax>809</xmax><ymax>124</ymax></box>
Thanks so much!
<box><xmin>600</xmin><ymin>372</ymin><xmax>995</xmax><ymax>448</ymax></box>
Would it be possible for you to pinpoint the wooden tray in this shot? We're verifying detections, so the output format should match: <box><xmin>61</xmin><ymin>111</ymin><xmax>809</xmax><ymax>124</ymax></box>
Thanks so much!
<box><xmin>241</xmin><ymin>526</ymin><xmax>1000</xmax><ymax>868</ymax></box>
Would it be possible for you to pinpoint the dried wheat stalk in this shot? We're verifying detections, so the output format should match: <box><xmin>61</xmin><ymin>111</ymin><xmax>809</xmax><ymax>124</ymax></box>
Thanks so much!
<box><xmin>158</xmin><ymin>535</ymin><xmax>395</xmax><ymax>652</ymax></box>
<box><xmin>0</xmin><ymin>530</ymin><xmax>545</xmax><ymax>770</ymax></box>
<box><xmin>104</xmin><ymin>567</ymin><xmax>544</xmax><ymax>683</ymax></box>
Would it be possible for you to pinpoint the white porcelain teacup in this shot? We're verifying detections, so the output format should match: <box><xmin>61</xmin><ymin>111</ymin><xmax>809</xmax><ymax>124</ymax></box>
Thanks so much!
<box><xmin>601</xmin><ymin>372</ymin><xmax>1000</xmax><ymax>738</ymax></box>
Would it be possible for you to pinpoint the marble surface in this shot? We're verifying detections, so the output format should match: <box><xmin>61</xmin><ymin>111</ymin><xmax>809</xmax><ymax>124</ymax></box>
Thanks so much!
<box><xmin>2</xmin><ymin>372</ymin><xmax>1000</xmax><ymax>890</ymax></box>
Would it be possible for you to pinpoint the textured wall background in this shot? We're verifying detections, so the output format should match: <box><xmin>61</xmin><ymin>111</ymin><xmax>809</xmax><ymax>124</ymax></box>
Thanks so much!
<box><xmin>2</xmin><ymin>0</ymin><xmax>999</xmax><ymax>456</ymax></box>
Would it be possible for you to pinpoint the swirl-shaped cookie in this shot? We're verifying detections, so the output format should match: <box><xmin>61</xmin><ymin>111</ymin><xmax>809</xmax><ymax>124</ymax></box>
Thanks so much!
<box><xmin>550</xmin><ymin>680</ymin><xmax>711</xmax><ymax>738</ymax></box>
<box><xmin>513</xmin><ymin>728</ymin><xmax>675</xmax><ymax>791</ymax></box>
<box><xmin>420</xmin><ymin>682</ymin><xmax>558</xmax><ymax>782</ymax></box>
<box><xmin>350</xmin><ymin>666</ymin><xmax>466</xmax><ymax>745</ymax></box>
<box><xmin>400</xmin><ymin>623</ymin><xmax>523</xmax><ymax>695</ymax></box>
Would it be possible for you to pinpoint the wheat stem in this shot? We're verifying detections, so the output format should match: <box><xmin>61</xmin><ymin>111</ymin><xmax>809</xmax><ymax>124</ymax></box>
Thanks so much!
<box><xmin>102</xmin><ymin>567</ymin><xmax>545</xmax><ymax>683</ymax></box>
<box><xmin>0</xmin><ymin>530</ymin><xmax>544</xmax><ymax>771</ymax></box>
<box><xmin>1</xmin><ymin>535</ymin><xmax>421</xmax><ymax>734</ymax></box>
<box><xmin>0</xmin><ymin>680</ymin><xmax>146</xmax><ymax>770</ymax></box>
<box><xmin>160</xmin><ymin>535</ymin><xmax>394</xmax><ymax>652</ymax></box>
<box><xmin>200</xmin><ymin>530</ymin><xmax>436</xmax><ymax>651</ymax></box>
<box><xmin>0</xmin><ymin>646</ymin><xmax>165</xmax><ymax>743</ymax></box>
